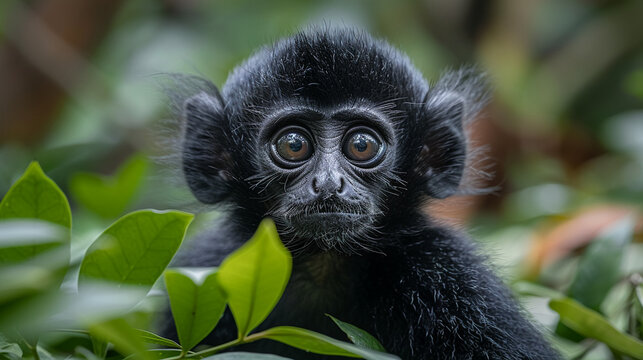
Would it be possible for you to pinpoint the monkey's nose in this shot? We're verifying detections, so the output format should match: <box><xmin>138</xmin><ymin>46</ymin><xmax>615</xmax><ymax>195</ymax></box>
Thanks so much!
<box><xmin>311</xmin><ymin>174</ymin><xmax>346</xmax><ymax>196</ymax></box>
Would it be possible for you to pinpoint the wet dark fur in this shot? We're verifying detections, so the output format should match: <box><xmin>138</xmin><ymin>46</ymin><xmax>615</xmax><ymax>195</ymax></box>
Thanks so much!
<box><xmin>160</xmin><ymin>27</ymin><xmax>559</xmax><ymax>359</ymax></box>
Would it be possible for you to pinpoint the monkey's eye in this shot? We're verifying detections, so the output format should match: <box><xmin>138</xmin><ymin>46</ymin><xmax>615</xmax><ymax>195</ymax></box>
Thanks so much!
<box><xmin>271</xmin><ymin>128</ymin><xmax>313</xmax><ymax>166</ymax></box>
<box><xmin>343</xmin><ymin>129</ymin><xmax>386</xmax><ymax>166</ymax></box>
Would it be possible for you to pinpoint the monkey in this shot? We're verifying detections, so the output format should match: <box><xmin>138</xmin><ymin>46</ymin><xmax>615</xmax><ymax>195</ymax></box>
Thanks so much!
<box><xmin>161</xmin><ymin>27</ymin><xmax>560</xmax><ymax>359</ymax></box>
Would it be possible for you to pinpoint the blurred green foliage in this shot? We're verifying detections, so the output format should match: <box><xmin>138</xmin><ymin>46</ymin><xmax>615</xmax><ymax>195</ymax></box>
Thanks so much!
<box><xmin>70</xmin><ymin>154</ymin><xmax>148</xmax><ymax>219</ymax></box>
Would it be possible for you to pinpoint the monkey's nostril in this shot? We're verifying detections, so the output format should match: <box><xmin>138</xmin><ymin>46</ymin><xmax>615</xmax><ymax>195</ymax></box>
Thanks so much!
<box><xmin>312</xmin><ymin>177</ymin><xmax>320</xmax><ymax>194</ymax></box>
<box><xmin>337</xmin><ymin>176</ymin><xmax>346</xmax><ymax>194</ymax></box>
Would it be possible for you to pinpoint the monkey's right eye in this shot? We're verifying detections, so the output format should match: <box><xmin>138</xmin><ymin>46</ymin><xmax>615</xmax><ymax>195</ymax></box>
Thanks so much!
<box><xmin>271</xmin><ymin>128</ymin><xmax>313</xmax><ymax>166</ymax></box>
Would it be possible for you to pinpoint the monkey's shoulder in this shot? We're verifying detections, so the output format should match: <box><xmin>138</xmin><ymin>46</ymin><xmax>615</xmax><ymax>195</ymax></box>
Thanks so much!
<box><xmin>171</xmin><ymin>221</ymin><xmax>251</xmax><ymax>267</ymax></box>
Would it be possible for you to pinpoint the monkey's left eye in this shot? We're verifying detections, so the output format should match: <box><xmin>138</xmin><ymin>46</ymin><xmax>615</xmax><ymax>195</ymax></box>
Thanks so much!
<box><xmin>343</xmin><ymin>129</ymin><xmax>386</xmax><ymax>166</ymax></box>
<box><xmin>271</xmin><ymin>128</ymin><xmax>313</xmax><ymax>167</ymax></box>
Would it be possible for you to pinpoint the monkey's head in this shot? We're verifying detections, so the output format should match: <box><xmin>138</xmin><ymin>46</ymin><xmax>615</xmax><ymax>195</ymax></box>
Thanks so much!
<box><xmin>180</xmin><ymin>28</ymin><xmax>485</xmax><ymax>254</ymax></box>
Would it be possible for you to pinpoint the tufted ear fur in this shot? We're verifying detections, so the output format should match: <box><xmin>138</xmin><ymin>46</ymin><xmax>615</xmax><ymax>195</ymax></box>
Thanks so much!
<box><xmin>182</xmin><ymin>91</ymin><xmax>234</xmax><ymax>204</ymax></box>
<box><xmin>415</xmin><ymin>92</ymin><xmax>467</xmax><ymax>199</ymax></box>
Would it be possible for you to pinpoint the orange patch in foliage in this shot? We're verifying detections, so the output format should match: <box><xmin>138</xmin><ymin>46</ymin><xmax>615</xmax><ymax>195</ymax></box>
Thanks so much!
<box><xmin>524</xmin><ymin>205</ymin><xmax>642</xmax><ymax>278</ymax></box>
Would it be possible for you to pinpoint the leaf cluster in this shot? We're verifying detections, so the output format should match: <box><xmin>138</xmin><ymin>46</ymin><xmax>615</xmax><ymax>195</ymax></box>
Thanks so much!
<box><xmin>0</xmin><ymin>162</ymin><xmax>397</xmax><ymax>360</ymax></box>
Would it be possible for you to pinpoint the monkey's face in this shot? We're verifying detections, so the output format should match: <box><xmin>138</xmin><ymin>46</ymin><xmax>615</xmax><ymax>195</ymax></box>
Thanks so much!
<box><xmin>181</xmin><ymin>29</ymin><xmax>473</xmax><ymax>254</ymax></box>
<box><xmin>248</xmin><ymin>104</ymin><xmax>402</xmax><ymax>254</ymax></box>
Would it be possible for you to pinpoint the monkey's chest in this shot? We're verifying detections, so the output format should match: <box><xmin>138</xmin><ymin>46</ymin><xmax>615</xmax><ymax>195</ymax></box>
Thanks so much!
<box><xmin>218</xmin><ymin>253</ymin><xmax>395</xmax><ymax>358</ymax></box>
<box><xmin>258</xmin><ymin>253</ymin><xmax>373</xmax><ymax>334</ymax></box>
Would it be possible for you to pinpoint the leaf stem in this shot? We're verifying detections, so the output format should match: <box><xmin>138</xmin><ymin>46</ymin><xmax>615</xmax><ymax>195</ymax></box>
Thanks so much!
<box><xmin>185</xmin><ymin>339</ymin><xmax>243</xmax><ymax>358</ymax></box>
<box><xmin>20</xmin><ymin>339</ymin><xmax>40</xmax><ymax>360</ymax></box>
<box><xmin>52</xmin><ymin>328</ymin><xmax>90</xmax><ymax>335</ymax></box>
<box><xmin>243</xmin><ymin>331</ymin><xmax>267</xmax><ymax>342</ymax></box>
<box><xmin>16</xmin><ymin>331</ymin><xmax>40</xmax><ymax>360</ymax></box>
<box><xmin>185</xmin><ymin>332</ymin><xmax>268</xmax><ymax>359</ymax></box>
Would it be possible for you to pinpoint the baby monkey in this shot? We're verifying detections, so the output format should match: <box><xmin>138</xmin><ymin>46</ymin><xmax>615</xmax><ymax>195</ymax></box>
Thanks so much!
<box><xmin>164</xmin><ymin>27</ymin><xmax>559</xmax><ymax>359</ymax></box>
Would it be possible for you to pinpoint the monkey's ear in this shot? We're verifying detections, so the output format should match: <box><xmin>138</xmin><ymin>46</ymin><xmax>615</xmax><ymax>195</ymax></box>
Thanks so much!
<box><xmin>416</xmin><ymin>92</ymin><xmax>467</xmax><ymax>199</ymax></box>
<box><xmin>182</xmin><ymin>91</ymin><xmax>234</xmax><ymax>204</ymax></box>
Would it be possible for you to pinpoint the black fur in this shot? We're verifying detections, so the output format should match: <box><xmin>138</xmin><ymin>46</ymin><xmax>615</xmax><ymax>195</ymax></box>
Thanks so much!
<box><xmin>162</xmin><ymin>27</ymin><xmax>559</xmax><ymax>359</ymax></box>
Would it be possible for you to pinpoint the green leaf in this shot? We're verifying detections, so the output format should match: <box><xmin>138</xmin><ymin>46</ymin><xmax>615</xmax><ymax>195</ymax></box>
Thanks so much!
<box><xmin>89</xmin><ymin>318</ymin><xmax>153</xmax><ymax>360</ymax></box>
<box><xmin>70</xmin><ymin>154</ymin><xmax>149</xmax><ymax>219</ymax></box>
<box><xmin>74</xmin><ymin>346</ymin><xmax>103</xmax><ymax>360</ymax></box>
<box><xmin>135</xmin><ymin>329</ymin><xmax>181</xmax><ymax>349</ymax></box>
<box><xmin>0</xmin><ymin>340</ymin><xmax>22</xmax><ymax>360</ymax></box>
<box><xmin>78</xmin><ymin>210</ymin><xmax>193</xmax><ymax>292</ymax></box>
<box><xmin>54</xmin><ymin>283</ymin><xmax>149</xmax><ymax>326</ymax></box>
<box><xmin>0</xmin><ymin>162</ymin><xmax>71</xmax><ymax>264</ymax></box>
<box><xmin>512</xmin><ymin>281</ymin><xmax>565</xmax><ymax>299</ymax></box>
<box><xmin>259</xmin><ymin>326</ymin><xmax>399</xmax><ymax>360</ymax></box>
<box><xmin>557</xmin><ymin>217</ymin><xmax>634</xmax><ymax>341</ymax></box>
<box><xmin>625</xmin><ymin>69</ymin><xmax>643</xmax><ymax>99</ymax></box>
<box><xmin>550</xmin><ymin>297</ymin><xmax>643</xmax><ymax>359</ymax></box>
<box><xmin>0</xmin><ymin>266</ymin><xmax>64</xmax><ymax>334</ymax></box>
<box><xmin>202</xmin><ymin>353</ymin><xmax>292</xmax><ymax>359</ymax></box>
<box><xmin>91</xmin><ymin>336</ymin><xmax>108</xmax><ymax>359</ymax></box>
<box><xmin>217</xmin><ymin>219</ymin><xmax>291</xmax><ymax>337</ymax></box>
<box><xmin>0</xmin><ymin>162</ymin><xmax>71</xmax><ymax>228</ymax></box>
<box><xmin>0</xmin><ymin>222</ymin><xmax>70</xmax><ymax>331</ymax></box>
<box><xmin>568</xmin><ymin>217</ymin><xmax>633</xmax><ymax>310</ymax></box>
<box><xmin>35</xmin><ymin>346</ymin><xmax>55</xmax><ymax>360</ymax></box>
<box><xmin>0</xmin><ymin>219</ymin><xmax>68</xmax><ymax>264</ymax></box>
<box><xmin>124</xmin><ymin>349</ymin><xmax>183</xmax><ymax>359</ymax></box>
<box><xmin>165</xmin><ymin>268</ymin><xmax>226</xmax><ymax>351</ymax></box>
<box><xmin>327</xmin><ymin>315</ymin><xmax>385</xmax><ymax>352</ymax></box>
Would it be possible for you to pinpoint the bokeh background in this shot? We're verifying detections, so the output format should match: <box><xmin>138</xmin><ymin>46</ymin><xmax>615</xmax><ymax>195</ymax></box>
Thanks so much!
<box><xmin>1</xmin><ymin>1</ymin><xmax>642</xmax><ymax>358</ymax></box>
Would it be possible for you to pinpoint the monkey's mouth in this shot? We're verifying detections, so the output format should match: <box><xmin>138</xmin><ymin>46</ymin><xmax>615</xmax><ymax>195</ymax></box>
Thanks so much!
<box><xmin>302</xmin><ymin>210</ymin><xmax>365</xmax><ymax>217</ymax></box>
<box><xmin>276</xmin><ymin>198</ymin><xmax>375</xmax><ymax>239</ymax></box>
<box><xmin>297</xmin><ymin>212</ymin><xmax>366</xmax><ymax>221</ymax></box>
<box><xmin>289</xmin><ymin>201</ymin><xmax>368</xmax><ymax>222</ymax></box>
<box><xmin>286</xmin><ymin>211</ymin><xmax>369</xmax><ymax>233</ymax></box>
